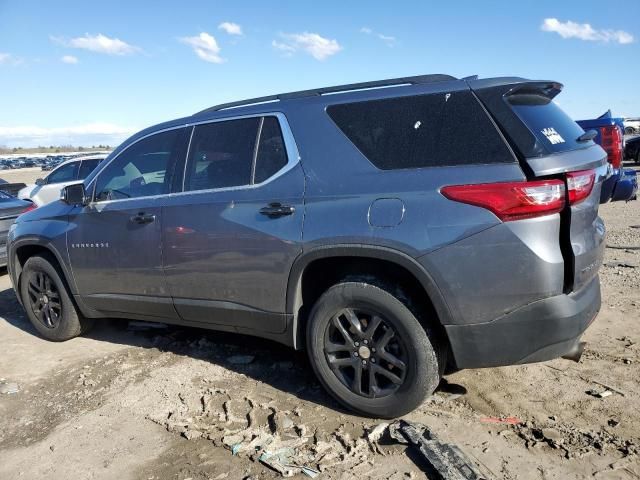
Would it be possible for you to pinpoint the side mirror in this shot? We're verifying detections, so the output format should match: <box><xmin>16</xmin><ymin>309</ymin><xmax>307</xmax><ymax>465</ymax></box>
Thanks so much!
<box><xmin>35</xmin><ymin>178</ymin><xmax>45</xmax><ymax>186</ymax></box>
<box><xmin>61</xmin><ymin>183</ymin><xmax>87</xmax><ymax>205</ymax></box>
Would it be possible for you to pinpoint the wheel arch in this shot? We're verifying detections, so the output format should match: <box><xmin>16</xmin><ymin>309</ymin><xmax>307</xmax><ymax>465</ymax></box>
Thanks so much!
<box><xmin>286</xmin><ymin>245</ymin><xmax>454</xmax><ymax>350</ymax></box>
<box><xmin>11</xmin><ymin>237</ymin><xmax>76</xmax><ymax>306</ymax></box>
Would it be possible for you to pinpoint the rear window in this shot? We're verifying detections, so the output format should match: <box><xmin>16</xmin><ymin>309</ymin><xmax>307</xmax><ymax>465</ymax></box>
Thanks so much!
<box><xmin>508</xmin><ymin>94</ymin><xmax>586</xmax><ymax>154</ymax></box>
<box><xmin>327</xmin><ymin>91</ymin><xmax>514</xmax><ymax>170</ymax></box>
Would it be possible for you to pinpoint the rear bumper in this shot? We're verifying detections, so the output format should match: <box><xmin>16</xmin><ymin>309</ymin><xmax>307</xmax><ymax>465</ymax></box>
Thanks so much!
<box><xmin>601</xmin><ymin>169</ymin><xmax>638</xmax><ymax>203</ymax></box>
<box><xmin>444</xmin><ymin>275</ymin><xmax>601</xmax><ymax>369</ymax></box>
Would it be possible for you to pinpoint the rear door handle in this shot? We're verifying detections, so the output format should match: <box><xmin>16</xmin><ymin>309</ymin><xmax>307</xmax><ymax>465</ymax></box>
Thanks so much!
<box><xmin>259</xmin><ymin>202</ymin><xmax>295</xmax><ymax>218</ymax></box>
<box><xmin>130</xmin><ymin>212</ymin><xmax>156</xmax><ymax>224</ymax></box>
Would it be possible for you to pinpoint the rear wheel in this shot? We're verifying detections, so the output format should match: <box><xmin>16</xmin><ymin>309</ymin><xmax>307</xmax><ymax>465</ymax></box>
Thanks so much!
<box><xmin>626</xmin><ymin>127</ymin><xmax>635</xmax><ymax>135</ymax></box>
<box><xmin>306</xmin><ymin>281</ymin><xmax>443</xmax><ymax>418</ymax></box>
<box><xmin>21</xmin><ymin>254</ymin><xmax>93</xmax><ymax>341</ymax></box>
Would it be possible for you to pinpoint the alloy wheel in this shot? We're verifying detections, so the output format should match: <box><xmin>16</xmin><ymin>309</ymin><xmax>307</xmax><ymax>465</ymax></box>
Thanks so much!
<box><xmin>26</xmin><ymin>271</ymin><xmax>62</xmax><ymax>329</ymax></box>
<box><xmin>324</xmin><ymin>308</ymin><xmax>408</xmax><ymax>398</ymax></box>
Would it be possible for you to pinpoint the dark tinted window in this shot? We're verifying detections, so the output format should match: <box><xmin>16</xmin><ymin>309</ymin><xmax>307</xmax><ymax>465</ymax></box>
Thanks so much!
<box><xmin>95</xmin><ymin>129</ymin><xmax>183</xmax><ymax>201</ymax></box>
<box><xmin>47</xmin><ymin>161</ymin><xmax>79</xmax><ymax>183</ymax></box>
<box><xmin>327</xmin><ymin>91</ymin><xmax>514</xmax><ymax>170</ymax></box>
<box><xmin>508</xmin><ymin>95</ymin><xmax>586</xmax><ymax>154</ymax></box>
<box><xmin>185</xmin><ymin>118</ymin><xmax>259</xmax><ymax>191</ymax></box>
<box><xmin>254</xmin><ymin>117</ymin><xmax>288</xmax><ymax>184</ymax></box>
<box><xmin>78</xmin><ymin>159</ymin><xmax>101</xmax><ymax>179</ymax></box>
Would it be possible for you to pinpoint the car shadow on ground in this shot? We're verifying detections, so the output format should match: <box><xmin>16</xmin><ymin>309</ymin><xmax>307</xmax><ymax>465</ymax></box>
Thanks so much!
<box><xmin>0</xmin><ymin>278</ymin><xmax>466</xmax><ymax>415</ymax></box>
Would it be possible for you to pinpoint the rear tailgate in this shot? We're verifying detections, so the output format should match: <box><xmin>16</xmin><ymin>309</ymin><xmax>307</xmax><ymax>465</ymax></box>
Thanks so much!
<box><xmin>469</xmin><ymin>78</ymin><xmax>607</xmax><ymax>292</ymax></box>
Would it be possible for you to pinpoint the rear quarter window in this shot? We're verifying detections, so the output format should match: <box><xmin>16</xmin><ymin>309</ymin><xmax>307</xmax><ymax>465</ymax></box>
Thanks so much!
<box><xmin>508</xmin><ymin>94</ymin><xmax>586</xmax><ymax>154</ymax></box>
<box><xmin>327</xmin><ymin>90</ymin><xmax>515</xmax><ymax>170</ymax></box>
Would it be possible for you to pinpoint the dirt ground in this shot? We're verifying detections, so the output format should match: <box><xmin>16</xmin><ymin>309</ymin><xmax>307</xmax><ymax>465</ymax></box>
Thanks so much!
<box><xmin>1</xmin><ymin>165</ymin><xmax>639</xmax><ymax>480</ymax></box>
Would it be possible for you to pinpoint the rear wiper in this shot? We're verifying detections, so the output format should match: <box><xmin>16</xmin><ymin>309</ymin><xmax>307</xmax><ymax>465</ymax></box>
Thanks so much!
<box><xmin>577</xmin><ymin>129</ymin><xmax>598</xmax><ymax>142</ymax></box>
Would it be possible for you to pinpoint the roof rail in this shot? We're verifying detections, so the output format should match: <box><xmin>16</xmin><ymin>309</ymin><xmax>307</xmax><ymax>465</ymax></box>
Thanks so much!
<box><xmin>195</xmin><ymin>73</ymin><xmax>458</xmax><ymax>115</ymax></box>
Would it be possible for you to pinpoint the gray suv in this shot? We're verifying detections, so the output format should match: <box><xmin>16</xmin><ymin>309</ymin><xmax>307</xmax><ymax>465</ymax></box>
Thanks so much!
<box><xmin>7</xmin><ymin>75</ymin><xmax>607</xmax><ymax>417</ymax></box>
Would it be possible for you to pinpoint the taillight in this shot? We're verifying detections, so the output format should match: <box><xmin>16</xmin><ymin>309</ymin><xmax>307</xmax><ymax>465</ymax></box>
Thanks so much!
<box><xmin>566</xmin><ymin>169</ymin><xmax>595</xmax><ymax>205</ymax></box>
<box><xmin>600</xmin><ymin>125</ymin><xmax>623</xmax><ymax>169</ymax></box>
<box><xmin>22</xmin><ymin>203</ymin><xmax>37</xmax><ymax>213</ymax></box>
<box><xmin>441</xmin><ymin>179</ymin><xmax>565</xmax><ymax>222</ymax></box>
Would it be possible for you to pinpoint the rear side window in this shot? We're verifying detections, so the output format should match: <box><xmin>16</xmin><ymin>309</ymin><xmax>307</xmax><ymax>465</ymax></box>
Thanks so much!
<box><xmin>327</xmin><ymin>91</ymin><xmax>514</xmax><ymax>170</ymax></box>
<box><xmin>254</xmin><ymin>116</ymin><xmax>288</xmax><ymax>184</ymax></box>
<box><xmin>184</xmin><ymin>118</ymin><xmax>260</xmax><ymax>191</ymax></box>
<box><xmin>508</xmin><ymin>94</ymin><xmax>586</xmax><ymax>154</ymax></box>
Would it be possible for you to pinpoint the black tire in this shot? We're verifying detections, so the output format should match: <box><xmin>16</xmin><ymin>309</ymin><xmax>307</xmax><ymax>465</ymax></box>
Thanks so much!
<box><xmin>306</xmin><ymin>281</ymin><xmax>443</xmax><ymax>418</ymax></box>
<box><xmin>20</xmin><ymin>254</ymin><xmax>93</xmax><ymax>341</ymax></box>
<box><xmin>625</xmin><ymin>127</ymin><xmax>634</xmax><ymax>135</ymax></box>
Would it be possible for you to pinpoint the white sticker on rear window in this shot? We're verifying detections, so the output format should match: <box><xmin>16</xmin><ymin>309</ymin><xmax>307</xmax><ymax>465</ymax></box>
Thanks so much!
<box><xmin>541</xmin><ymin>127</ymin><xmax>565</xmax><ymax>145</ymax></box>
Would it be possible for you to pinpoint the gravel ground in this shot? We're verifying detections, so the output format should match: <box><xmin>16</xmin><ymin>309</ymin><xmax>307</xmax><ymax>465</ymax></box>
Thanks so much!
<box><xmin>1</xmin><ymin>165</ymin><xmax>639</xmax><ymax>479</ymax></box>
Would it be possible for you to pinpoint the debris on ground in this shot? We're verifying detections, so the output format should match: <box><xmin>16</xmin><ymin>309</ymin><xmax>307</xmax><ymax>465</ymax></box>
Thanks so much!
<box><xmin>479</xmin><ymin>416</ymin><xmax>521</xmax><ymax>425</ymax></box>
<box><xmin>587</xmin><ymin>389</ymin><xmax>613</xmax><ymax>399</ymax></box>
<box><xmin>387</xmin><ymin>420</ymin><xmax>491</xmax><ymax>480</ymax></box>
<box><xmin>0</xmin><ymin>382</ymin><xmax>19</xmax><ymax>394</ymax></box>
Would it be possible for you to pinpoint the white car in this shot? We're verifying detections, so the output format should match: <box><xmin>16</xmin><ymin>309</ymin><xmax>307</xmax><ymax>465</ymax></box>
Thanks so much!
<box><xmin>18</xmin><ymin>155</ymin><xmax>105</xmax><ymax>206</ymax></box>
<box><xmin>624</xmin><ymin>118</ymin><xmax>640</xmax><ymax>135</ymax></box>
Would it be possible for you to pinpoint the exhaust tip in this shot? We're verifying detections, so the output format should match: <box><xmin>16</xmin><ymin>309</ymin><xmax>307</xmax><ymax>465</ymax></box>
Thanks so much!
<box><xmin>562</xmin><ymin>341</ymin><xmax>586</xmax><ymax>363</ymax></box>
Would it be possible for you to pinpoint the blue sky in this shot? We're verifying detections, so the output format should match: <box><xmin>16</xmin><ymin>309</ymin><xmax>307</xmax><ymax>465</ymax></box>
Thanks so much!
<box><xmin>0</xmin><ymin>0</ymin><xmax>638</xmax><ymax>147</ymax></box>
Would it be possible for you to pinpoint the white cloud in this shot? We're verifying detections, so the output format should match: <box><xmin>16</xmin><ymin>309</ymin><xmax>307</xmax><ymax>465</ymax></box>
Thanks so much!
<box><xmin>179</xmin><ymin>32</ymin><xmax>224</xmax><ymax>63</ymax></box>
<box><xmin>61</xmin><ymin>55</ymin><xmax>79</xmax><ymax>64</ymax></box>
<box><xmin>359</xmin><ymin>27</ymin><xmax>397</xmax><ymax>46</ymax></box>
<box><xmin>0</xmin><ymin>52</ymin><xmax>23</xmax><ymax>66</ymax></box>
<box><xmin>273</xmin><ymin>32</ymin><xmax>342</xmax><ymax>60</ymax></box>
<box><xmin>541</xmin><ymin>18</ymin><xmax>634</xmax><ymax>44</ymax></box>
<box><xmin>52</xmin><ymin>33</ymin><xmax>140</xmax><ymax>55</ymax></box>
<box><xmin>218</xmin><ymin>22</ymin><xmax>243</xmax><ymax>36</ymax></box>
<box><xmin>0</xmin><ymin>123</ymin><xmax>136</xmax><ymax>148</ymax></box>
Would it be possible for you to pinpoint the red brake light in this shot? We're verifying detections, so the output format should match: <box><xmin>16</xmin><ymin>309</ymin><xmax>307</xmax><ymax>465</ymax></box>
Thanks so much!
<box><xmin>22</xmin><ymin>203</ymin><xmax>37</xmax><ymax>213</ymax></box>
<box><xmin>600</xmin><ymin>125</ymin><xmax>623</xmax><ymax>169</ymax></box>
<box><xmin>441</xmin><ymin>179</ymin><xmax>565</xmax><ymax>222</ymax></box>
<box><xmin>567</xmin><ymin>169</ymin><xmax>595</xmax><ymax>205</ymax></box>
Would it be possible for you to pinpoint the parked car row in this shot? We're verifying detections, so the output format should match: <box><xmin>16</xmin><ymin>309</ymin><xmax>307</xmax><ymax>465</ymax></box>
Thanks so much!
<box><xmin>624</xmin><ymin>117</ymin><xmax>640</xmax><ymax>135</ymax></box>
<box><xmin>0</xmin><ymin>152</ymin><xmax>108</xmax><ymax>171</ymax></box>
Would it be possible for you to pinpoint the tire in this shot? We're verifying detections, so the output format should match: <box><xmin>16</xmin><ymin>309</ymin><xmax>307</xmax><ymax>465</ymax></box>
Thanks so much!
<box><xmin>20</xmin><ymin>254</ymin><xmax>93</xmax><ymax>341</ymax></box>
<box><xmin>625</xmin><ymin>127</ymin><xmax>634</xmax><ymax>135</ymax></box>
<box><xmin>306</xmin><ymin>281</ymin><xmax>443</xmax><ymax>418</ymax></box>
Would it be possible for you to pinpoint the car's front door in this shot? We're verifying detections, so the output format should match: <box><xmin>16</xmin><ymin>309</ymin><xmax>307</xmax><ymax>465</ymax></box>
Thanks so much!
<box><xmin>67</xmin><ymin>127</ymin><xmax>188</xmax><ymax>320</ymax></box>
<box><xmin>162</xmin><ymin>115</ymin><xmax>304</xmax><ymax>333</ymax></box>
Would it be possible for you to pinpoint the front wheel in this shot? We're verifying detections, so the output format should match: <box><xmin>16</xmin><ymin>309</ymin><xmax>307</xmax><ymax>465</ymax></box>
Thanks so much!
<box><xmin>20</xmin><ymin>254</ymin><xmax>93</xmax><ymax>341</ymax></box>
<box><xmin>306</xmin><ymin>281</ymin><xmax>443</xmax><ymax>418</ymax></box>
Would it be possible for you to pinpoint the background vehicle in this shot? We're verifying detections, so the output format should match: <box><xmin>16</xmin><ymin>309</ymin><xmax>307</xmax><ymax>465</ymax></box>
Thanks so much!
<box><xmin>577</xmin><ymin>111</ymin><xmax>637</xmax><ymax>202</ymax></box>
<box><xmin>0</xmin><ymin>191</ymin><xmax>32</xmax><ymax>266</ymax></box>
<box><xmin>624</xmin><ymin>117</ymin><xmax>640</xmax><ymax>135</ymax></box>
<box><xmin>17</xmin><ymin>154</ymin><xmax>104</xmax><ymax>206</ymax></box>
<box><xmin>625</xmin><ymin>135</ymin><xmax>640</xmax><ymax>164</ymax></box>
<box><xmin>7</xmin><ymin>75</ymin><xmax>607</xmax><ymax>417</ymax></box>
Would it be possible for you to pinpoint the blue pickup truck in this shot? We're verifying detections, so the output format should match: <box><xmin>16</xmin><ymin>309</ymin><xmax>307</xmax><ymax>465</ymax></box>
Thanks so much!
<box><xmin>577</xmin><ymin>110</ymin><xmax>637</xmax><ymax>203</ymax></box>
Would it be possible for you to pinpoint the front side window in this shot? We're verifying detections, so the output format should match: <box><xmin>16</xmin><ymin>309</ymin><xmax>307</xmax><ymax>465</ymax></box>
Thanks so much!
<box><xmin>94</xmin><ymin>129</ymin><xmax>183</xmax><ymax>201</ymax></box>
<box><xmin>47</xmin><ymin>161</ymin><xmax>79</xmax><ymax>184</ymax></box>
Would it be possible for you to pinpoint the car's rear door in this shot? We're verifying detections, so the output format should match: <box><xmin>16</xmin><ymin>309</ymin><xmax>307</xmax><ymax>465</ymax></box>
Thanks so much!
<box><xmin>162</xmin><ymin>114</ymin><xmax>304</xmax><ymax>334</ymax></box>
<box><xmin>67</xmin><ymin>127</ymin><xmax>189</xmax><ymax>319</ymax></box>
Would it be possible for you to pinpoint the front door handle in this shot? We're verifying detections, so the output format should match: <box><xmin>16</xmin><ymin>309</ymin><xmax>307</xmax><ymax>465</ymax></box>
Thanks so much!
<box><xmin>259</xmin><ymin>202</ymin><xmax>295</xmax><ymax>218</ymax></box>
<box><xmin>130</xmin><ymin>212</ymin><xmax>156</xmax><ymax>224</ymax></box>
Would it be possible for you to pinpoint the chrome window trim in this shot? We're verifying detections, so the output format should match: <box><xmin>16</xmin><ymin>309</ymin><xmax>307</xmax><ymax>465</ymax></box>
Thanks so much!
<box><xmin>90</xmin><ymin>112</ymin><xmax>301</xmax><ymax>206</ymax></box>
